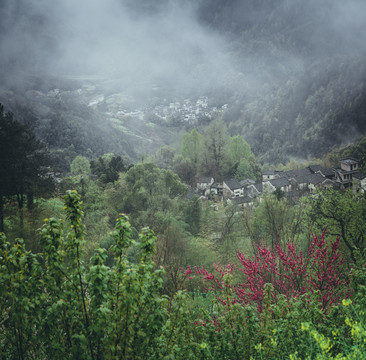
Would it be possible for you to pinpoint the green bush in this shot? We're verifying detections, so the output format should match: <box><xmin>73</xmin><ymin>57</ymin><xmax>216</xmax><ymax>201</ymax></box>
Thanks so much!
<box><xmin>1</xmin><ymin>190</ymin><xmax>365</xmax><ymax>359</ymax></box>
<box><xmin>0</xmin><ymin>191</ymin><xmax>172</xmax><ymax>359</ymax></box>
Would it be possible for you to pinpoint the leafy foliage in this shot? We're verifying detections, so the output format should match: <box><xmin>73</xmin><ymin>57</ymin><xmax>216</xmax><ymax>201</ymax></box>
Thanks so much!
<box><xmin>0</xmin><ymin>191</ymin><xmax>170</xmax><ymax>359</ymax></box>
<box><xmin>70</xmin><ymin>155</ymin><xmax>91</xmax><ymax>175</ymax></box>
<box><xmin>305</xmin><ymin>188</ymin><xmax>366</xmax><ymax>262</ymax></box>
<box><xmin>243</xmin><ymin>193</ymin><xmax>306</xmax><ymax>250</ymax></box>
<box><xmin>0</xmin><ymin>104</ymin><xmax>53</xmax><ymax>233</ymax></box>
<box><xmin>1</xmin><ymin>190</ymin><xmax>365</xmax><ymax>359</ymax></box>
<box><xmin>90</xmin><ymin>153</ymin><xmax>127</xmax><ymax>184</ymax></box>
<box><xmin>190</xmin><ymin>230</ymin><xmax>350</xmax><ymax>312</ymax></box>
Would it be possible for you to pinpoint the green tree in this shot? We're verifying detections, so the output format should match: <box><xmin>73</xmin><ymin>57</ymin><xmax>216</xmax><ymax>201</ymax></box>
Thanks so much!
<box><xmin>103</xmin><ymin>174</ymin><xmax>129</xmax><ymax>224</ymax></box>
<box><xmin>235</xmin><ymin>157</ymin><xmax>256</xmax><ymax>181</ymax></box>
<box><xmin>197</xmin><ymin>201</ymin><xmax>246</xmax><ymax>264</ymax></box>
<box><xmin>152</xmin><ymin>145</ymin><xmax>176</xmax><ymax>169</ymax></box>
<box><xmin>215</xmin><ymin>202</ymin><xmax>245</xmax><ymax>263</ymax></box>
<box><xmin>184</xmin><ymin>195</ymin><xmax>202</xmax><ymax>236</ymax></box>
<box><xmin>172</xmin><ymin>155</ymin><xmax>196</xmax><ymax>185</ymax></box>
<box><xmin>243</xmin><ymin>193</ymin><xmax>306</xmax><ymax>250</ymax></box>
<box><xmin>123</xmin><ymin>162</ymin><xmax>188</xmax><ymax>231</ymax></box>
<box><xmin>91</xmin><ymin>153</ymin><xmax>126</xmax><ymax>184</ymax></box>
<box><xmin>0</xmin><ymin>104</ymin><xmax>52</xmax><ymax>233</ymax></box>
<box><xmin>154</xmin><ymin>215</ymin><xmax>190</xmax><ymax>295</ymax></box>
<box><xmin>201</xmin><ymin>120</ymin><xmax>230</xmax><ymax>180</ymax></box>
<box><xmin>181</xmin><ymin>128</ymin><xmax>203</xmax><ymax>173</ymax></box>
<box><xmin>305</xmin><ymin>188</ymin><xmax>366</xmax><ymax>262</ymax></box>
<box><xmin>70</xmin><ymin>155</ymin><xmax>91</xmax><ymax>175</ymax></box>
<box><xmin>225</xmin><ymin>135</ymin><xmax>261</xmax><ymax>181</ymax></box>
<box><xmin>227</xmin><ymin>135</ymin><xmax>252</xmax><ymax>164</ymax></box>
<box><xmin>0</xmin><ymin>191</ymin><xmax>173</xmax><ymax>359</ymax></box>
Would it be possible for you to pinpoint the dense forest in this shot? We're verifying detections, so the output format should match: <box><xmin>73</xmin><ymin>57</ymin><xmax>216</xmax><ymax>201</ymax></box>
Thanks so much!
<box><xmin>1</xmin><ymin>0</ymin><xmax>366</xmax><ymax>358</ymax></box>
<box><xmin>1</xmin><ymin>103</ymin><xmax>366</xmax><ymax>358</ymax></box>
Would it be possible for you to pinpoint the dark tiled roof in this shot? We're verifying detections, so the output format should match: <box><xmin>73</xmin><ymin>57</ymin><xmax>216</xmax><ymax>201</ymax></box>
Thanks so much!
<box><xmin>308</xmin><ymin>165</ymin><xmax>323</xmax><ymax>173</ymax></box>
<box><xmin>322</xmin><ymin>168</ymin><xmax>335</xmax><ymax>177</ymax></box>
<box><xmin>308</xmin><ymin>173</ymin><xmax>326</xmax><ymax>185</ymax></box>
<box><xmin>293</xmin><ymin>175</ymin><xmax>309</xmax><ymax>184</ymax></box>
<box><xmin>186</xmin><ymin>186</ymin><xmax>199</xmax><ymax>199</ymax></box>
<box><xmin>293</xmin><ymin>173</ymin><xmax>326</xmax><ymax>185</ymax></box>
<box><xmin>275</xmin><ymin>171</ymin><xmax>286</xmax><ymax>178</ymax></box>
<box><xmin>285</xmin><ymin>168</ymin><xmax>312</xmax><ymax>178</ymax></box>
<box><xmin>232</xmin><ymin>196</ymin><xmax>253</xmax><ymax>204</ymax></box>
<box><xmin>240</xmin><ymin>179</ymin><xmax>255</xmax><ymax>186</ymax></box>
<box><xmin>224</xmin><ymin>178</ymin><xmax>242</xmax><ymax>190</ymax></box>
<box><xmin>252</xmin><ymin>183</ymin><xmax>263</xmax><ymax>192</ymax></box>
<box><xmin>286</xmin><ymin>189</ymin><xmax>301</xmax><ymax>198</ymax></box>
<box><xmin>321</xmin><ymin>178</ymin><xmax>337</xmax><ymax>188</ymax></box>
<box><xmin>270</xmin><ymin>177</ymin><xmax>290</xmax><ymax>187</ymax></box>
<box><xmin>353</xmin><ymin>171</ymin><xmax>366</xmax><ymax>180</ymax></box>
<box><xmin>262</xmin><ymin>170</ymin><xmax>276</xmax><ymax>175</ymax></box>
<box><xmin>341</xmin><ymin>158</ymin><xmax>359</xmax><ymax>165</ymax></box>
<box><xmin>197</xmin><ymin>176</ymin><xmax>213</xmax><ymax>183</ymax></box>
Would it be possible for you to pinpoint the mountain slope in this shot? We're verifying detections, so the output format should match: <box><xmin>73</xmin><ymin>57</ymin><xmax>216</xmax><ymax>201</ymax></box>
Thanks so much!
<box><xmin>0</xmin><ymin>0</ymin><xmax>366</xmax><ymax>166</ymax></box>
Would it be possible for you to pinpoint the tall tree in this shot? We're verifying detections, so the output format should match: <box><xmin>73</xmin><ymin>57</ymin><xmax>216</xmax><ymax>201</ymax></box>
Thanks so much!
<box><xmin>235</xmin><ymin>158</ymin><xmax>256</xmax><ymax>181</ymax></box>
<box><xmin>122</xmin><ymin>162</ymin><xmax>188</xmax><ymax>230</ymax></box>
<box><xmin>172</xmin><ymin>155</ymin><xmax>196</xmax><ymax>185</ymax></box>
<box><xmin>201</xmin><ymin>120</ymin><xmax>230</xmax><ymax>180</ymax></box>
<box><xmin>91</xmin><ymin>153</ymin><xmax>126</xmax><ymax>184</ymax></box>
<box><xmin>0</xmin><ymin>105</ymin><xmax>51</xmax><ymax>232</ymax></box>
<box><xmin>70</xmin><ymin>155</ymin><xmax>91</xmax><ymax>175</ymax></box>
<box><xmin>305</xmin><ymin>188</ymin><xmax>366</xmax><ymax>262</ymax></box>
<box><xmin>227</xmin><ymin>135</ymin><xmax>253</xmax><ymax>165</ymax></box>
<box><xmin>152</xmin><ymin>145</ymin><xmax>176</xmax><ymax>169</ymax></box>
<box><xmin>181</xmin><ymin>128</ymin><xmax>203</xmax><ymax>173</ymax></box>
<box><xmin>243</xmin><ymin>193</ymin><xmax>305</xmax><ymax>251</ymax></box>
<box><xmin>184</xmin><ymin>195</ymin><xmax>202</xmax><ymax>236</ymax></box>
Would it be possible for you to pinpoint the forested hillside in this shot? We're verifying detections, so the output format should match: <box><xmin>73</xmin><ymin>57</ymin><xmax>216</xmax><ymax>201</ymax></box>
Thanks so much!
<box><xmin>2</xmin><ymin>2</ymin><xmax>366</xmax><ymax>358</ymax></box>
<box><xmin>1</xmin><ymin>0</ymin><xmax>366</xmax><ymax>168</ymax></box>
<box><xmin>197</xmin><ymin>0</ymin><xmax>366</xmax><ymax>162</ymax></box>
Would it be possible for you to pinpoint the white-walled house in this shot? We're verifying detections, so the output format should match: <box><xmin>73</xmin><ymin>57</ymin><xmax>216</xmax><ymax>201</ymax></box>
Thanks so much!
<box><xmin>196</xmin><ymin>176</ymin><xmax>214</xmax><ymax>196</ymax></box>
<box><xmin>263</xmin><ymin>177</ymin><xmax>291</xmax><ymax>193</ymax></box>
<box><xmin>262</xmin><ymin>170</ymin><xmax>278</xmax><ymax>181</ymax></box>
<box><xmin>335</xmin><ymin>158</ymin><xmax>361</xmax><ymax>188</ymax></box>
<box><xmin>193</xmin><ymin>158</ymin><xmax>365</xmax><ymax>205</ymax></box>
<box><xmin>223</xmin><ymin>179</ymin><xmax>244</xmax><ymax>198</ymax></box>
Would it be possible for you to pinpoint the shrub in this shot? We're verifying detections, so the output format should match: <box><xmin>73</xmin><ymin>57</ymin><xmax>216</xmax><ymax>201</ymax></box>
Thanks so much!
<box><xmin>189</xmin><ymin>230</ymin><xmax>351</xmax><ymax>312</ymax></box>
<box><xmin>0</xmin><ymin>191</ymin><xmax>173</xmax><ymax>359</ymax></box>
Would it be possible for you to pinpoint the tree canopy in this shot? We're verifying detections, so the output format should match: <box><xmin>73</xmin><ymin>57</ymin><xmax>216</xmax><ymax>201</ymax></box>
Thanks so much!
<box><xmin>0</xmin><ymin>104</ymin><xmax>52</xmax><ymax>231</ymax></box>
<box><xmin>305</xmin><ymin>188</ymin><xmax>366</xmax><ymax>262</ymax></box>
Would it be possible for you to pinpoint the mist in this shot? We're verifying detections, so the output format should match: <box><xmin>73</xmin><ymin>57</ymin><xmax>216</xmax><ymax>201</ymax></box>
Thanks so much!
<box><xmin>1</xmin><ymin>0</ymin><xmax>233</xmax><ymax>97</ymax></box>
<box><xmin>1</xmin><ymin>0</ymin><xmax>366</xmax><ymax>98</ymax></box>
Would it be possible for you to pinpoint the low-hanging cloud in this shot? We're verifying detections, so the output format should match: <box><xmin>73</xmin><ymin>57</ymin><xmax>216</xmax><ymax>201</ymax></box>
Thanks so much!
<box><xmin>1</xmin><ymin>0</ymin><xmax>366</xmax><ymax>97</ymax></box>
<box><xmin>1</xmin><ymin>0</ymin><xmax>233</xmax><ymax>95</ymax></box>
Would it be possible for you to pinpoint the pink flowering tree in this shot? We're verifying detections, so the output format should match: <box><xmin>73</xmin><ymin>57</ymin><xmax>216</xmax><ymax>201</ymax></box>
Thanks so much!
<box><xmin>185</xmin><ymin>230</ymin><xmax>351</xmax><ymax>312</ymax></box>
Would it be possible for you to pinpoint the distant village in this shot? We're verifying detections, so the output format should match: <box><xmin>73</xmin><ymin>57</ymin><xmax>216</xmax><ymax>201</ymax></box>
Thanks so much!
<box><xmin>147</xmin><ymin>96</ymin><xmax>228</xmax><ymax>125</ymax></box>
<box><xmin>194</xmin><ymin>158</ymin><xmax>366</xmax><ymax>207</ymax></box>
<box><xmin>100</xmin><ymin>95</ymin><xmax>228</xmax><ymax>125</ymax></box>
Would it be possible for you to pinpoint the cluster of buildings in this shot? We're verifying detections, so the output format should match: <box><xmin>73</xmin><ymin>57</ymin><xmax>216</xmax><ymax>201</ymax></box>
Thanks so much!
<box><xmin>149</xmin><ymin>96</ymin><xmax>228</xmax><ymax>124</ymax></box>
<box><xmin>86</xmin><ymin>91</ymin><xmax>228</xmax><ymax>125</ymax></box>
<box><xmin>195</xmin><ymin>158</ymin><xmax>366</xmax><ymax>207</ymax></box>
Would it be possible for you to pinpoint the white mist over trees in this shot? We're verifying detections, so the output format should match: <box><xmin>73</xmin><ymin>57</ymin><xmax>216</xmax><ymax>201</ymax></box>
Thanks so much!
<box><xmin>0</xmin><ymin>0</ymin><xmax>232</xmax><ymax>95</ymax></box>
<box><xmin>1</xmin><ymin>0</ymin><xmax>366</xmax><ymax>164</ymax></box>
<box><xmin>1</xmin><ymin>0</ymin><xmax>365</xmax><ymax>93</ymax></box>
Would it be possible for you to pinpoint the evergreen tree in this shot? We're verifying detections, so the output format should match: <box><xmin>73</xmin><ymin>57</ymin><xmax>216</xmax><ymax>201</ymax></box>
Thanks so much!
<box><xmin>0</xmin><ymin>104</ymin><xmax>52</xmax><ymax>232</ymax></box>
<box><xmin>91</xmin><ymin>153</ymin><xmax>126</xmax><ymax>184</ymax></box>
